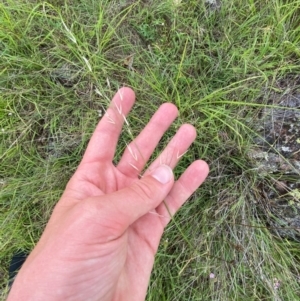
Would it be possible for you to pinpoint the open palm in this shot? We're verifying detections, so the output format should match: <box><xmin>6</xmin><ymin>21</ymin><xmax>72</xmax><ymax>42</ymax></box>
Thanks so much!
<box><xmin>8</xmin><ymin>88</ymin><xmax>208</xmax><ymax>301</ymax></box>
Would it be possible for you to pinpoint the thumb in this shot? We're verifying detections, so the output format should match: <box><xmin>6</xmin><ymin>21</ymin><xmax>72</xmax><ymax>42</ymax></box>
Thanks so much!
<box><xmin>93</xmin><ymin>165</ymin><xmax>174</xmax><ymax>231</ymax></box>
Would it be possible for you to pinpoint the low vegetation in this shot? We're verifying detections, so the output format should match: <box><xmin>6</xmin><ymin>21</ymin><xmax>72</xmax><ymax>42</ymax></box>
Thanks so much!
<box><xmin>1</xmin><ymin>0</ymin><xmax>300</xmax><ymax>299</ymax></box>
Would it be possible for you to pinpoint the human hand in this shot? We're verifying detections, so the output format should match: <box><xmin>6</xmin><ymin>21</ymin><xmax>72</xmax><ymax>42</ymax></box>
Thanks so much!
<box><xmin>7</xmin><ymin>88</ymin><xmax>209</xmax><ymax>301</ymax></box>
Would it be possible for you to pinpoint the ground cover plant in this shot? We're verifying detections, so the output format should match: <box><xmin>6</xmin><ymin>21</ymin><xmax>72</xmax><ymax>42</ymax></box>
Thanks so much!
<box><xmin>1</xmin><ymin>0</ymin><xmax>300</xmax><ymax>300</ymax></box>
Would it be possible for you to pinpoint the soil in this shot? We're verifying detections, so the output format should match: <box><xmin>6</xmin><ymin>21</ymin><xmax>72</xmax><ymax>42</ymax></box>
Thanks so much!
<box><xmin>250</xmin><ymin>90</ymin><xmax>300</xmax><ymax>241</ymax></box>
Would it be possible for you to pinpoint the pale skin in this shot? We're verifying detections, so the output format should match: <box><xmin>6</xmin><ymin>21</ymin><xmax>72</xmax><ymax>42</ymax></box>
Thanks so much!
<box><xmin>7</xmin><ymin>87</ymin><xmax>209</xmax><ymax>301</ymax></box>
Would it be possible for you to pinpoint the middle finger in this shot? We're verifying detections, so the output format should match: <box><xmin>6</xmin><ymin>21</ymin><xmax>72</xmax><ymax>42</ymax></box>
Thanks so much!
<box><xmin>117</xmin><ymin>103</ymin><xmax>178</xmax><ymax>178</ymax></box>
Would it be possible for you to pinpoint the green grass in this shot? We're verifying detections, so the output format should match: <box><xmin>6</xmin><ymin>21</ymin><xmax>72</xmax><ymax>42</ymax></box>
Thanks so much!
<box><xmin>1</xmin><ymin>0</ymin><xmax>300</xmax><ymax>300</ymax></box>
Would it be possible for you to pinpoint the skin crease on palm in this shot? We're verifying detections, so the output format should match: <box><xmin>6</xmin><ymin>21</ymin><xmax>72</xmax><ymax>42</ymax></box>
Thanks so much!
<box><xmin>7</xmin><ymin>87</ymin><xmax>209</xmax><ymax>301</ymax></box>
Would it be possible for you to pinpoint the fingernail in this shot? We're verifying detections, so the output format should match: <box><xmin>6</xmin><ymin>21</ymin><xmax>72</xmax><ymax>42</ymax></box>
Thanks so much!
<box><xmin>152</xmin><ymin>165</ymin><xmax>173</xmax><ymax>184</ymax></box>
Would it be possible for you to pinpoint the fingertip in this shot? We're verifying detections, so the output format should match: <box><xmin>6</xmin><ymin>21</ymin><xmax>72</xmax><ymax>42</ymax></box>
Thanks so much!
<box><xmin>151</xmin><ymin>164</ymin><xmax>174</xmax><ymax>184</ymax></box>
<box><xmin>116</xmin><ymin>87</ymin><xmax>136</xmax><ymax>103</ymax></box>
<box><xmin>180</xmin><ymin>124</ymin><xmax>197</xmax><ymax>140</ymax></box>
<box><xmin>192</xmin><ymin>159</ymin><xmax>210</xmax><ymax>178</ymax></box>
<box><xmin>160</xmin><ymin>103</ymin><xmax>179</xmax><ymax>118</ymax></box>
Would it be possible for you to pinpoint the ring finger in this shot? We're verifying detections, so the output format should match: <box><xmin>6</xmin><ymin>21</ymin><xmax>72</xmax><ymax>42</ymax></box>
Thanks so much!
<box><xmin>143</xmin><ymin>124</ymin><xmax>197</xmax><ymax>175</ymax></box>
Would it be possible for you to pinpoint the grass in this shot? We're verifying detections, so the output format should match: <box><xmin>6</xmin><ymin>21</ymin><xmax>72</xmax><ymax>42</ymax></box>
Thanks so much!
<box><xmin>1</xmin><ymin>0</ymin><xmax>300</xmax><ymax>299</ymax></box>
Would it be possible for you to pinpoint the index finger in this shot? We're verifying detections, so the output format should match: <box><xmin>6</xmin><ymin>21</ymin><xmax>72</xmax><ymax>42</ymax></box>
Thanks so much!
<box><xmin>81</xmin><ymin>87</ymin><xmax>136</xmax><ymax>164</ymax></box>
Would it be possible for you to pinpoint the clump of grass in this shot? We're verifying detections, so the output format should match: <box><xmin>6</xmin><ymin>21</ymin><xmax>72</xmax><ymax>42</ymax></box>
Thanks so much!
<box><xmin>1</xmin><ymin>0</ymin><xmax>300</xmax><ymax>300</ymax></box>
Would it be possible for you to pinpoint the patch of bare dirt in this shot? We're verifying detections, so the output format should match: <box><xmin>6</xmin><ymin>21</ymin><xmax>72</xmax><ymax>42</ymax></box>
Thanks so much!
<box><xmin>250</xmin><ymin>84</ymin><xmax>300</xmax><ymax>241</ymax></box>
